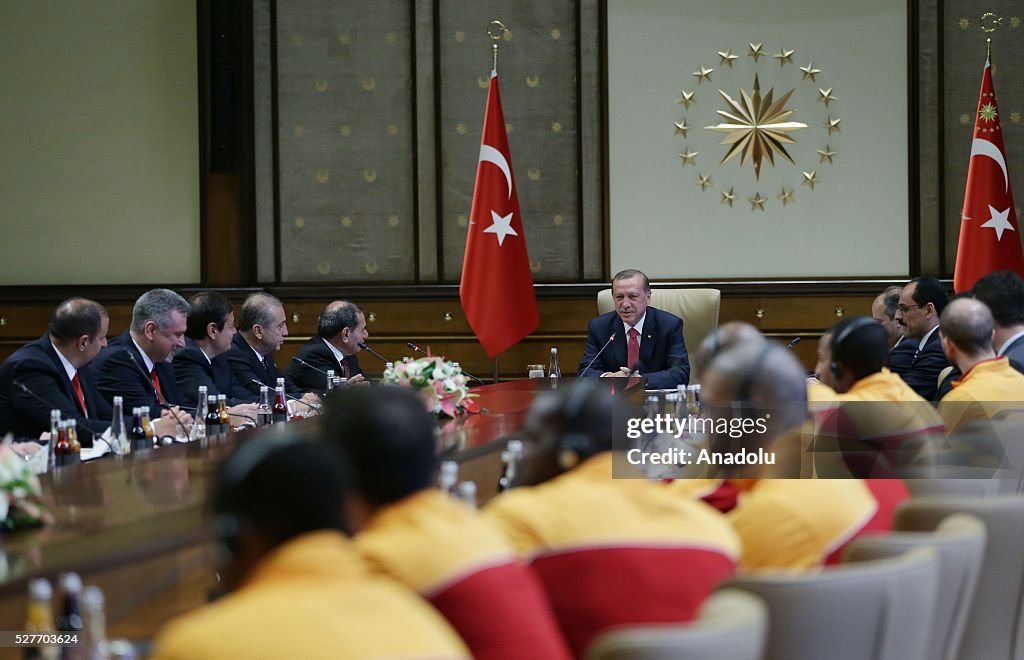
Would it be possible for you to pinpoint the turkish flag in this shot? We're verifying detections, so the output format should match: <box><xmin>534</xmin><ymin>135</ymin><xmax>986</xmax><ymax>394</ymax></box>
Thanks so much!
<box><xmin>953</xmin><ymin>55</ymin><xmax>1024</xmax><ymax>293</ymax></box>
<box><xmin>460</xmin><ymin>72</ymin><xmax>539</xmax><ymax>357</ymax></box>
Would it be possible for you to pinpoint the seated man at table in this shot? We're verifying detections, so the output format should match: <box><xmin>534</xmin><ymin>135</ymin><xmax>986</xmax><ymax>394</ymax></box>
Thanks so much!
<box><xmin>872</xmin><ymin>285</ymin><xmax>918</xmax><ymax>378</ymax></box>
<box><xmin>937</xmin><ymin>297</ymin><xmax>1024</xmax><ymax>431</ymax></box>
<box><xmin>173</xmin><ymin>291</ymin><xmax>258</xmax><ymax>422</ymax></box>
<box><xmin>323</xmin><ymin>386</ymin><xmax>571</xmax><ymax>660</ymax></box>
<box><xmin>894</xmin><ymin>276</ymin><xmax>950</xmax><ymax>400</ymax></box>
<box><xmin>152</xmin><ymin>432</ymin><xmax>468</xmax><ymax>660</ymax></box>
<box><xmin>0</xmin><ymin>298</ymin><xmax>110</xmax><ymax>445</ymax></box>
<box><xmin>578</xmin><ymin>269</ymin><xmax>689</xmax><ymax>388</ymax></box>
<box><xmin>971</xmin><ymin>270</ymin><xmax>1024</xmax><ymax>370</ymax></box>
<box><xmin>698</xmin><ymin>340</ymin><xmax>909</xmax><ymax>569</ymax></box>
<box><xmin>484</xmin><ymin>380</ymin><xmax>739</xmax><ymax>655</ymax></box>
<box><xmin>285</xmin><ymin>300</ymin><xmax>368</xmax><ymax>391</ymax></box>
<box><xmin>93</xmin><ymin>288</ymin><xmax>193</xmax><ymax>437</ymax></box>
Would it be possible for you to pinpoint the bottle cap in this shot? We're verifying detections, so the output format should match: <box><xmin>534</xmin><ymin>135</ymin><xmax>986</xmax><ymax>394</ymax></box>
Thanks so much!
<box><xmin>113</xmin><ymin>395</ymin><xmax>123</xmax><ymax>404</ymax></box>
<box><xmin>218</xmin><ymin>394</ymin><xmax>226</xmax><ymax>401</ymax></box>
<box><xmin>208</xmin><ymin>395</ymin><xmax>217</xmax><ymax>403</ymax></box>
<box><xmin>59</xmin><ymin>572</ymin><xmax>82</xmax><ymax>594</ymax></box>
<box><xmin>458</xmin><ymin>481</ymin><xmax>477</xmax><ymax>498</ymax></box>
<box><xmin>82</xmin><ymin>585</ymin><xmax>105</xmax><ymax>611</ymax></box>
<box><xmin>551</xmin><ymin>347</ymin><xmax>558</xmax><ymax>354</ymax></box>
<box><xmin>440</xmin><ymin>460</ymin><xmax>458</xmax><ymax>482</ymax></box>
<box><xmin>28</xmin><ymin>578</ymin><xmax>52</xmax><ymax>600</ymax></box>
<box><xmin>507</xmin><ymin>439</ymin><xmax>524</xmax><ymax>456</ymax></box>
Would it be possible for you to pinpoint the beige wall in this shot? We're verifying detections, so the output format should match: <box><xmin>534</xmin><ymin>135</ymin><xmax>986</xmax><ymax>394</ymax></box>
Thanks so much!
<box><xmin>0</xmin><ymin>0</ymin><xmax>200</xmax><ymax>285</ymax></box>
<box><xmin>608</xmin><ymin>0</ymin><xmax>909</xmax><ymax>279</ymax></box>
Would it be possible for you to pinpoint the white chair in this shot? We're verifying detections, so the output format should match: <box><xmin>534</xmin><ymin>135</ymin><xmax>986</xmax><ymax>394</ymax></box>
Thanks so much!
<box><xmin>584</xmin><ymin>589</ymin><xmax>767</xmax><ymax>660</ymax></box>
<box><xmin>596</xmin><ymin>288</ymin><xmax>720</xmax><ymax>382</ymax></box>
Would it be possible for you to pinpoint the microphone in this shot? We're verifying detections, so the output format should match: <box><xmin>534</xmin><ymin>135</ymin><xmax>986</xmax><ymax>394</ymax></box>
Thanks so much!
<box><xmin>785</xmin><ymin>337</ymin><xmax>802</xmax><ymax>350</ymax></box>
<box><xmin>358</xmin><ymin>342</ymin><xmax>390</xmax><ymax>363</ymax></box>
<box><xmin>125</xmin><ymin>350</ymin><xmax>191</xmax><ymax>437</ymax></box>
<box><xmin>406</xmin><ymin>342</ymin><xmax>486</xmax><ymax>385</ymax></box>
<box><xmin>14</xmin><ymin>380</ymin><xmax>113</xmax><ymax>454</ymax></box>
<box><xmin>249</xmin><ymin>379</ymin><xmax>322</xmax><ymax>412</ymax></box>
<box><xmin>579</xmin><ymin>333</ymin><xmax>617</xmax><ymax>376</ymax></box>
<box><xmin>291</xmin><ymin>356</ymin><xmax>330</xmax><ymax>376</ymax></box>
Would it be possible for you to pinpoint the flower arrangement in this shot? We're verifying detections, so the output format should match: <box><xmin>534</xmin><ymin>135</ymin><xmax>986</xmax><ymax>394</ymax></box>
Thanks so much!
<box><xmin>0</xmin><ymin>437</ymin><xmax>52</xmax><ymax>532</ymax></box>
<box><xmin>382</xmin><ymin>357</ymin><xmax>480</xmax><ymax>417</ymax></box>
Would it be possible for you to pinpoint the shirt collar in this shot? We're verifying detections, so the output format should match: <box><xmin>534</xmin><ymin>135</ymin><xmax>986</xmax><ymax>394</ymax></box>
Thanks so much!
<box><xmin>130</xmin><ymin>336</ymin><xmax>156</xmax><ymax>373</ymax></box>
<box><xmin>50</xmin><ymin>341</ymin><xmax>77</xmax><ymax>382</ymax></box>
<box><xmin>997</xmin><ymin>330</ymin><xmax>1024</xmax><ymax>357</ymax></box>
<box><xmin>322</xmin><ymin>337</ymin><xmax>348</xmax><ymax>364</ymax></box>
<box><xmin>919</xmin><ymin>324</ymin><xmax>940</xmax><ymax>351</ymax></box>
<box><xmin>623</xmin><ymin>312</ymin><xmax>647</xmax><ymax>339</ymax></box>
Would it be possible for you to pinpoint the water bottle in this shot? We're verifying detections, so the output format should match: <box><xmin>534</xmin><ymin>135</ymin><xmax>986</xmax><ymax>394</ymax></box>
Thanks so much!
<box><xmin>549</xmin><ymin>347</ymin><xmax>561</xmax><ymax>381</ymax></box>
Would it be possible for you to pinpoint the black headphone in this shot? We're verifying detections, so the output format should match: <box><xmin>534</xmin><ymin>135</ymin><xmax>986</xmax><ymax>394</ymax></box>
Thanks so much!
<box><xmin>556</xmin><ymin>381</ymin><xmax>601</xmax><ymax>470</ymax></box>
<box><xmin>214</xmin><ymin>432</ymin><xmax>304</xmax><ymax>556</ymax></box>
<box><xmin>828</xmin><ymin>317</ymin><xmax>879</xmax><ymax>379</ymax></box>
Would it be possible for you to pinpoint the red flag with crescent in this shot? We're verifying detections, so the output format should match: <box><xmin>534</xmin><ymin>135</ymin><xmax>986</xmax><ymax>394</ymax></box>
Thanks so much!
<box><xmin>460</xmin><ymin>71</ymin><xmax>539</xmax><ymax>357</ymax></box>
<box><xmin>953</xmin><ymin>54</ymin><xmax>1024</xmax><ymax>293</ymax></box>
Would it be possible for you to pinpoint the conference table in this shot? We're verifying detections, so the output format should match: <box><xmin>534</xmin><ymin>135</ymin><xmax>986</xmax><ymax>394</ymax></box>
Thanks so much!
<box><xmin>0</xmin><ymin>379</ymin><xmax>558</xmax><ymax>651</ymax></box>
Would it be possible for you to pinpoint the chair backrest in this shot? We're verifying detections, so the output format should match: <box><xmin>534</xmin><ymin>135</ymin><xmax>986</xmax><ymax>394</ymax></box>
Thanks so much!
<box><xmin>938</xmin><ymin>365</ymin><xmax>955</xmax><ymax>389</ymax></box>
<box><xmin>896</xmin><ymin>495</ymin><xmax>1024</xmax><ymax>660</ymax></box>
<box><xmin>596</xmin><ymin>288</ymin><xmax>721</xmax><ymax>382</ymax></box>
<box><xmin>842</xmin><ymin>514</ymin><xmax>987</xmax><ymax>660</ymax></box>
<box><xmin>722</xmin><ymin>548</ymin><xmax>938</xmax><ymax>660</ymax></box>
<box><xmin>584</xmin><ymin>589</ymin><xmax>767</xmax><ymax>660</ymax></box>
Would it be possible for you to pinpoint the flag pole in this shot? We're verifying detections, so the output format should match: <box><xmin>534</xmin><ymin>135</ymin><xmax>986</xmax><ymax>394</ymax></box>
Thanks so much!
<box><xmin>486</xmin><ymin>20</ymin><xmax>506</xmax><ymax>74</ymax></box>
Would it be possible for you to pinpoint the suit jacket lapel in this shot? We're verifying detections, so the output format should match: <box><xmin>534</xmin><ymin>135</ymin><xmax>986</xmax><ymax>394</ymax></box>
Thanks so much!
<box><xmin>40</xmin><ymin>336</ymin><xmax>80</xmax><ymax>409</ymax></box>
<box><xmin>609</xmin><ymin>314</ymin><xmax>627</xmax><ymax>369</ymax></box>
<box><xmin>639</xmin><ymin>311</ymin><xmax>657</xmax><ymax>368</ymax></box>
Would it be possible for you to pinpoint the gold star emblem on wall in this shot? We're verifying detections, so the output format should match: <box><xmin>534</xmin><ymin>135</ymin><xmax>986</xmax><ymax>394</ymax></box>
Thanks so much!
<box><xmin>799</xmin><ymin>62</ymin><xmax>821</xmax><ymax>82</ymax></box>
<box><xmin>550</xmin><ymin>29</ymin><xmax>561</xmax><ymax>40</ymax></box>
<box><xmin>704</xmin><ymin>75</ymin><xmax>807</xmax><ymax>180</ymax></box>
<box><xmin>674</xmin><ymin>119</ymin><xmax>690</xmax><ymax>137</ymax></box>
<box><xmin>825</xmin><ymin>116</ymin><xmax>842</xmax><ymax>135</ymax></box>
<box><xmin>1011</xmin><ymin>112</ymin><xmax>1021</xmax><ymax>124</ymax></box>
<box><xmin>958</xmin><ymin>18</ymin><xmax>970</xmax><ymax>30</ymax></box>
<box><xmin>1011</xmin><ymin>17</ymin><xmax>1021</xmax><ymax>28</ymax></box>
<box><xmin>678</xmin><ymin>90</ymin><xmax>697</xmax><ymax>109</ymax></box>
<box><xmin>778</xmin><ymin>187</ymin><xmax>795</xmax><ymax>206</ymax></box>
<box><xmin>720</xmin><ymin>188</ymin><xmax>736</xmax><ymax>207</ymax></box>
<box><xmin>679</xmin><ymin>149</ymin><xmax>699</xmax><ymax>166</ymax></box>
<box><xmin>774</xmin><ymin>48</ymin><xmax>795</xmax><ymax>66</ymax></box>
<box><xmin>718</xmin><ymin>50</ymin><xmax>738</xmax><ymax>67</ymax></box>
<box><xmin>817</xmin><ymin>88</ymin><xmax>837</xmax><ymax>107</ymax></box>
<box><xmin>698</xmin><ymin>173</ymin><xmax>713</xmax><ymax>191</ymax></box>
<box><xmin>693</xmin><ymin>65</ymin><xmax>714</xmax><ymax>84</ymax></box>
<box><xmin>801</xmin><ymin>170</ymin><xmax>819</xmax><ymax>189</ymax></box>
<box><xmin>551</xmin><ymin>121</ymin><xmax>563</xmax><ymax>133</ymax></box>
<box><xmin>749</xmin><ymin>192</ymin><xmax>767</xmax><ymax>211</ymax></box>
<box><xmin>747</xmin><ymin>42</ymin><xmax>765</xmax><ymax>62</ymax></box>
<box><xmin>960</xmin><ymin>113</ymin><xmax>971</xmax><ymax>126</ymax></box>
<box><xmin>817</xmin><ymin>145</ymin><xmax>837</xmax><ymax>164</ymax></box>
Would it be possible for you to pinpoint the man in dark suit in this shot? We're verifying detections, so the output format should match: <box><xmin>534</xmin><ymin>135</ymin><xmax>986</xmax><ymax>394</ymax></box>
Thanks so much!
<box><xmin>0</xmin><ymin>298</ymin><xmax>110</xmax><ymax>445</ymax></box>
<box><xmin>173</xmin><ymin>292</ymin><xmax>259</xmax><ymax>423</ymax></box>
<box><xmin>894</xmin><ymin>276</ymin><xmax>950</xmax><ymax>400</ymax></box>
<box><xmin>93</xmin><ymin>288</ymin><xmax>194</xmax><ymax>437</ymax></box>
<box><xmin>225</xmin><ymin>293</ymin><xmax>320</xmax><ymax>408</ymax></box>
<box><xmin>578</xmin><ymin>269</ymin><xmax>689</xmax><ymax>389</ymax></box>
<box><xmin>871</xmin><ymin>286</ymin><xmax>918</xmax><ymax>378</ymax></box>
<box><xmin>285</xmin><ymin>301</ymin><xmax>368</xmax><ymax>392</ymax></box>
<box><xmin>972</xmin><ymin>271</ymin><xmax>1024</xmax><ymax>371</ymax></box>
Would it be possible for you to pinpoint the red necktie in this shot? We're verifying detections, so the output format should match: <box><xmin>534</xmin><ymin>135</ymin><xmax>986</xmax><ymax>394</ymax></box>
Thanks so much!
<box><xmin>71</xmin><ymin>372</ymin><xmax>87</xmax><ymax>417</ymax></box>
<box><xmin>150</xmin><ymin>368</ymin><xmax>164</xmax><ymax>403</ymax></box>
<box><xmin>342</xmin><ymin>358</ymin><xmax>351</xmax><ymax>379</ymax></box>
<box><xmin>627</xmin><ymin>328</ymin><xmax>640</xmax><ymax>370</ymax></box>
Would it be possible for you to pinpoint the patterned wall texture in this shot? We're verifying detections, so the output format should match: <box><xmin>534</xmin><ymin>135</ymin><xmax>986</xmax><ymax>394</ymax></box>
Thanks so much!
<box><xmin>941</xmin><ymin>2</ymin><xmax>1024</xmax><ymax>273</ymax></box>
<box><xmin>265</xmin><ymin>0</ymin><xmax>601</xmax><ymax>284</ymax></box>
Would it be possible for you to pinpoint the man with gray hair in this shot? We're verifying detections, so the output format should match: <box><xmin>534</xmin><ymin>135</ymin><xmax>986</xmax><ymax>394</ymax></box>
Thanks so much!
<box><xmin>938</xmin><ymin>297</ymin><xmax>1024</xmax><ymax>430</ymax></box>
<box><xmin>94</xmin><ymin>288</ymin><xmax>194</xmax><ymax>436</ymax></box>
<box><xmin>871</xmin><ymin>286</ymin><xmax>917</xmax><ymax>378</ymax></box>
<box><xmin>225</xmin><ymin>293</ymin><xmax>292</xmax><ymax>400</ymax></box>
<box><xmin>284</xmin><ymin>301</ymin><xmax>368</xmax><ymax>392</ymax></box>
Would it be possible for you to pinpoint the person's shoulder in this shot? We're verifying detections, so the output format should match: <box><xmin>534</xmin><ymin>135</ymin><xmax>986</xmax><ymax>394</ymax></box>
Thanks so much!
<box><xmin>649</xmin><ymin>306</ymin><xmax>683</xmax><ymax>328</ymax></box>
<box><xmin>3</xmin><ymin>337</ymin><xmax>51</xmax><ymax>366</ymax></box>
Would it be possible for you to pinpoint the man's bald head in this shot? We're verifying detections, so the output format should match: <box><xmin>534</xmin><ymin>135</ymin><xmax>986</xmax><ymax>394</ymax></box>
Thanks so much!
<box><xmin>940</xmin><ymin>298</ymin><xmax>994</xmax><ymax>358</ymax></box>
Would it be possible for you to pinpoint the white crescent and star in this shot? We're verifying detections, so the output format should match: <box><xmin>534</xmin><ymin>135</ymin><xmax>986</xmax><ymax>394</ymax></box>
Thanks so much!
<box><xmin>980</xmin><ymin>204</ymin><xmax>1015</xmax><ymax>241</ymax></box>
<box><xmin>476</xmin><ymin>144</ymin><xmax>518</xmax><ymax>247</ymax></box>
<box><xmin>970</xmin><ymin>138</ymin><xmax>1009</xmax><ymax>193</ymax></box>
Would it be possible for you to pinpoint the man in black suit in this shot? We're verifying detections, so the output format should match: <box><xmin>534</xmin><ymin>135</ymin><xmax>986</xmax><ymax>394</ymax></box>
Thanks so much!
<box><xmin>225</xmin><ymin>293</ymin><xmax>320</xmax><ymax>409</ymax></box>
<box><xmin>93</xmin><ymin>288</ymin><xmax>194</xmax><ymax>437</ymax></box>
<box><xmin>871</xmin><ymin>286</ymin><xmax>918</xmax><ymax>378</ymax></box>
<box><xmin>0</xmin><ymin>298</ymin><xmax>110</xmax><ymax>445</ymax></box>
<box><xmin>285</xmin><ymin>301</ymin><xmax>369</xmax><ymax>392</ymax></box>
<box><xmin>894</xmin><ymin>276</ymin><xmax>950</xmax><ymax>400</ymax></box>
<box><xmin>173</xmin><ymin>292</ymin><xmax>260</xmax><ymax>423</ymax></box>
<box><xmin>578</xmin><ymin>269</ymin><xmax>689</xmax><ymax>389</ymax></box>
<box><xmin>972</xmin><ymin>271</ymin><xmax>1024</xmax><ymax>371</ymax></box>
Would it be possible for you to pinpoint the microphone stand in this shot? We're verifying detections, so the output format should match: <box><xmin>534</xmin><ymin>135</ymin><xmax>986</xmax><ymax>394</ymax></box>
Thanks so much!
<box><xmin>406</xmin><ymin>342</ymin><xmax>486</xmax><ymax>385</ymax></box>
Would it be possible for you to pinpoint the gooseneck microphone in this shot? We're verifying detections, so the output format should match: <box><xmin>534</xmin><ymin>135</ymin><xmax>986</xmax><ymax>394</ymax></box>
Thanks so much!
<box><xmin>405</xmin><ymin>342</ymin><xmax>486</xmax><ymax>385</ymax></box>
<box><xmin>579</xmin><ymin>333</ymin><xmax>617</xmax><ymax>376</ymax></box>
<box><xmin>125</xmin><ymin>351</ymin><xmax>191</xmax><ymax>437</ymax></box>
<box><xmin>249</xmin><ymin>379</ymin><xmax>322</xmax><ymax>412</ymax></box>
<box><xmin>291</xmin><ymin>356</ymin><xmax>330</xmax><ymax>376</ymax></box>
<box><xmin>785</xmin><ymin>337</ymin><xmax>802</xmax><ymax>350</ymax></box>
<box><xmin>14</xmin><ymin>380</ymin><xmax>114</xmax><ymax>454</ymax></box>
<box><xmin>358</xmin><ymin>342</ymin><xmax>390</xmax><ymax>363</ymax></box>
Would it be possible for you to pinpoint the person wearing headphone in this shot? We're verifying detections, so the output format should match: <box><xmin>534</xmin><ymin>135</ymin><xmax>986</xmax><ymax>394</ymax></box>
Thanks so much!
<box><xmin>483</xmin><ymin>381</ymin><xmax>740</xmax><ymax>656</ymax></box>
<box><xmin>152</xmin><ymin>433</ymin><xmax>469</xmax><ymax>660</ymax></box>
<box><xmin>321</xmin><ymin>386</ymin><xmax>572</xmax><ymax>660</ymax></box>
<box><xmin>697</xmin><ymin>338</ymin><xmax>911</xmax><ymax>569</ymax></box>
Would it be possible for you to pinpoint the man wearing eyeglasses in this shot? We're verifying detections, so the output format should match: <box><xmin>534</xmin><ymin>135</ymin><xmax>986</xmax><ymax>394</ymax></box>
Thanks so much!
<box><xmin>893</xmin><ymin>276</ymin><xmax>950</xmax><ymax>400</ymax></box>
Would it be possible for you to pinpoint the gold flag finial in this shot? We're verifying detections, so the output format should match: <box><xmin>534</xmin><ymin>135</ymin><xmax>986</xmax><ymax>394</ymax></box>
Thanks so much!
<box><xmin>486</xmin><ymin>20</ymin><xmax>507</xmax><ymax>74</ymax></box>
